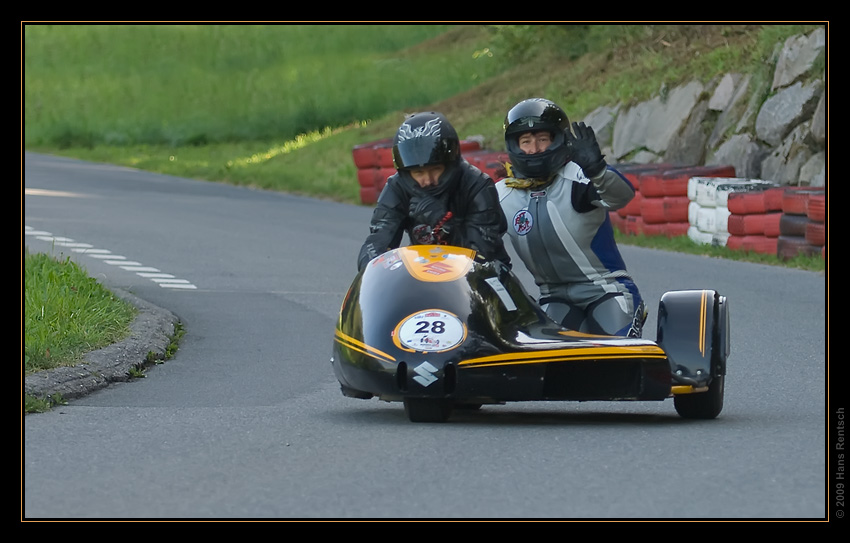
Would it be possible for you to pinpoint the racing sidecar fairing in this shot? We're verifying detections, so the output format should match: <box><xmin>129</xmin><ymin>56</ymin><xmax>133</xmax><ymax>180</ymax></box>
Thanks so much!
<box><xmin>331</xmin><ymin>245</ymin><xmax>729</xmax><ymax>422</ymax></box>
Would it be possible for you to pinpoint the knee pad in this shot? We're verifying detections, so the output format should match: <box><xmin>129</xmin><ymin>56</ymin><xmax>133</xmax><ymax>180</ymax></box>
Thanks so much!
<box><xmin>586</xmin><ymin>295</ymin><xmax>635</xmax><ymax>336</ymax></box>
<box><xmin>541</xmin><ymin>300</ymin><xmax>584</xmax><ymax>331</ymax></box>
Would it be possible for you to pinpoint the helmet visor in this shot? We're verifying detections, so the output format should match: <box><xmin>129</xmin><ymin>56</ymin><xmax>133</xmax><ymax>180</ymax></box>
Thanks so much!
<box><xmin>393</xmin><ymin>137</ymin><xmax>457</xmax><ymax>170</ymax></box>
<box><xmin>504</xmin><ymin>98</ymin><xmax>569</xmax><ymax>137</ymax></box>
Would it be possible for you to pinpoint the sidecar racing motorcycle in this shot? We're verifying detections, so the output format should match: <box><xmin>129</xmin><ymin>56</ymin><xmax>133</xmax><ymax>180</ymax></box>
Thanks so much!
<box><xmin>331</xmin><ymin>245</ymin><xmax>729</xmax><ymax>423</ymax></box>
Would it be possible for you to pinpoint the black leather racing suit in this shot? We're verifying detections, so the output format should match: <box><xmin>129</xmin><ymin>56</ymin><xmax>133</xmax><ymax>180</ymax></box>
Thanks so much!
<box><xmin>357</xmin><ymin>160</ymin><xmax>511</xmax><ymax>271</ymax></box>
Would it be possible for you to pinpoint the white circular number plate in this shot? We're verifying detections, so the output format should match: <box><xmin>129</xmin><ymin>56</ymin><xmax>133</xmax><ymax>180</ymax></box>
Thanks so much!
<box><xmin>396</xmin><ymin>310</ymin><xmax>466</xmax><ymax>352</ymax></box>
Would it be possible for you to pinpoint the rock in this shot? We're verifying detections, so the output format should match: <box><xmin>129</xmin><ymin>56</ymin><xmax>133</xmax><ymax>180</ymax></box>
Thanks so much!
<box><xmin>799</xmin><ymin>151</ymin><xmax>825</xmax><ymax>187</ymax></box>
<box><xmin>664</xmin><ymin>97</ymin><xmax>709</xmax><ymax>165</ymax></box>
<box><xmin>772</xmin><ymin>27</ymin><xmax>826</xmax><ymax>90</ymax></box>
<box><xmin>582</xmin><ymin>104</ymin><xmax>619</xmax><ymax>152</ymax></box>
<box><xmin>707</xmin><ymin>133</ymin><xmax>769</xmax><ymax>179</ymax></box>
<box><xmin>759</xmin><ymin>124</ymin><xmax>813</xmax><ymax>185</ymax></box>
<box><xmin>613</xmin><ymin>80</ymin><xmax>704</xmax><ymax>160</ymax></box>
<box><xmin>810</xmin><ymin>93</ymin><xmax>825</xmax><ymax>145</ymax></box>
<box><xmin>755</xmin><ymin>80</ymin><xmax>823</xmax><ymax>146</ymax></box>
<box><xmin>709</xmin><ymin>73</ymin><xmax>744</xmax><ymax>111</ymax></box>
<box><xmin>707</xmin><ymin>74</ymin><xmax>750</xmax><ymax>149</ymax></box>
<box><xmin>556</xmin><ymin>29</ymin><xmax>826</xmax><ymax>188</ymax></box>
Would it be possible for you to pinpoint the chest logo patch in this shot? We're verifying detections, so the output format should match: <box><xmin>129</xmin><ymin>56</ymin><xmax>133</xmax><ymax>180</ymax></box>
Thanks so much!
<box><xmin>512</xmin><ymin>209</ymin><xmax>533</xmax><ymax>236</ymax></box>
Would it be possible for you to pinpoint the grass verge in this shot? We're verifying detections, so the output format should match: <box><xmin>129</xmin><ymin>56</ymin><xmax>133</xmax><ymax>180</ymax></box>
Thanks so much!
<box><xmin>24</xmin><ymin>249</ymin><xmax>138</xmax><ymax>374</ymax></box>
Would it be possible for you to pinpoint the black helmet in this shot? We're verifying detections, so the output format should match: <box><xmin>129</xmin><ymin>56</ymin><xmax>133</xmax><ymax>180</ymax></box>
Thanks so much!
<box><xmin>504</xmin><ymin>98</ymin><xmax>570</xmax><ymax>179</ymax></box>
<box><xmin>392</xmin><ymin>112</ymin><xmax>460</xmax><ymax>171</ymax></box>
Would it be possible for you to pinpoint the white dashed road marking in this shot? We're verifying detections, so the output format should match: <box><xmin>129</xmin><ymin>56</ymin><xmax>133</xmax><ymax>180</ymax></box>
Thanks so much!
<box><xmin>24</xmin><ymin>225</ymin><xmax>198</xmax><ymax>290</ymax></box>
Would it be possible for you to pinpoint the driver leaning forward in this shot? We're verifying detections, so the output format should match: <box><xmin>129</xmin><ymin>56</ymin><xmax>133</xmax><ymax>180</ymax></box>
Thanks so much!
<box><xmin>357</xmin><ymin>111</ymin><xmax>511</xmax><ymax>272</ymax></box>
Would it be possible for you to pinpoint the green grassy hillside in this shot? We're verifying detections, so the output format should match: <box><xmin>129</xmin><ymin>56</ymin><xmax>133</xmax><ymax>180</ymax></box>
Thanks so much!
<box><xmin>23</xmin><ymin>23</ymin><xmax>824</xmax><ymax>270</ymax></box>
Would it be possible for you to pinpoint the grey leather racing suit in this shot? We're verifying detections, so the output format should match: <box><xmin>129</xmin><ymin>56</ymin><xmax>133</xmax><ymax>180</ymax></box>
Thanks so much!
<box><xmin>496</xmin><ymin>161</ymin><xmax>645</xmax><ymax>337</ymax></box>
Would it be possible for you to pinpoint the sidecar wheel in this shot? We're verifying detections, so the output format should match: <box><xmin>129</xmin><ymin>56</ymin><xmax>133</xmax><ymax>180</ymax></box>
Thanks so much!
<box><xmin>674</xmin><ymin>375</ymin><xmax>724</xmax><ymax>419</ymax></box>
<box><xmin>404</xmin><ymin>398</ymin><xmax>454</xmax><ymax>423</ymax></box>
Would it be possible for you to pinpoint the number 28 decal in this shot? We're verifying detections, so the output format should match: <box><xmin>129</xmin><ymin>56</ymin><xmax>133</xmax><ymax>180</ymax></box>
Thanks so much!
<box><xmin>393</xmin><ymin>309</ymin><xmax>467</xmax><ymax>353</ymax></box>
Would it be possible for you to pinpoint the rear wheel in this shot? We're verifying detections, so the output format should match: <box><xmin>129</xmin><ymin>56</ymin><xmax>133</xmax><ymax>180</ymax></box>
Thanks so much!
<box><xmin>403</xmin><ymin>398</ymin><xmax>454</xmax><ymax>423</ymax></box>
<box><xmin>674</xmin><ymin>375</ymin><xmax>724</xmax><ymax>419</ymax></box>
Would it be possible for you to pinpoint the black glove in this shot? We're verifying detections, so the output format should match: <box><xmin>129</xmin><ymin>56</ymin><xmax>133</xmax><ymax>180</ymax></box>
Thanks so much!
<box><xmin>409</xmin><ymin>194</ymin><xmax>448</xmax><ymax>226</ymax></box>
<box><xmin>566</xmin><ymin>121</ymin><xmax>607</xmax><ymax>178</ymax></box>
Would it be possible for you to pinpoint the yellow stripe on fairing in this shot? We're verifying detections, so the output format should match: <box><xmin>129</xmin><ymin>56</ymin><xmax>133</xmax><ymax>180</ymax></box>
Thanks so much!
<box><xmin>459</xmin><ymin>344</ymin><xmax>666</xmax><ymax>368</ymax></box>
<box><xmin>334</xmin><ymin>329</ymin><xmax>396</xmax><ymax>363</ymax></box>
<box><xmin>334</xmin><ymin>328</ymin><xmax>667</xmax><ymax>368</ymax></box>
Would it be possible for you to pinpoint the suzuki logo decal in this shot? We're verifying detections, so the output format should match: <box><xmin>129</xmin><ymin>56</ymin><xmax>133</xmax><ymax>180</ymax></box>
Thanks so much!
<box><xmin>413</xmin><ymin>361</ymin><xmax>439</xmax><ymax>387</ymax></box>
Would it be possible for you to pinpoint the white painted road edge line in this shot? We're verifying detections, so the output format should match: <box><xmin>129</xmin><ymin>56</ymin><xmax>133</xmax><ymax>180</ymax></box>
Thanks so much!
<box><xmin>24</xmin><ymin>225</ymin><xmax>198</xmax><ymax>290</ymax></box>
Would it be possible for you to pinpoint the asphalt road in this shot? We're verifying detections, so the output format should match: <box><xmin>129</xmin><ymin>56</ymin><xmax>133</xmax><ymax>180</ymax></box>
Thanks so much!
<box><xmin>23</xmin><ymin>152</ymin><xmax>829</xmax><ymax>520</ymax></box>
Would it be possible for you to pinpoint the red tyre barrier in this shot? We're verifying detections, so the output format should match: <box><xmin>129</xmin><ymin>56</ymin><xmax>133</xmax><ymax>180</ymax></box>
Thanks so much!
<box><xmin>777</xmin><ymin>235</ymin><xmax>822</xmax><ymax>260</ymax></box>
<box><xmin>615</xmin><ymin>163</ymin><xmax>680</xmax><ymax>191</ymax></box>
<box><xmin>618</xmin><ymin>191</ymin><xmax>643</xmax><ymax>218</ymax></box>
<box><xmin>763</xmin><ymin>212</ymin><xmax>783</xmax><ymax>238</ymax></box>
<box><xmin>641</xmin><ymin>165</ymin><xmax>736</xmax><ymax>198</ymax></box>
<box><xmin>726</xmin><ymin>191</ymin><xmax>749</xmax><ymax>215</ymax></box>
<box><xmin>727</xmin><ymin>213</ymin><xmax>770</xmax><ymax>236</ymax></box>
<box><xmin>639</xmin><ymin>173</ymin><xmax>688</xmax><ymax>197</ymax></box>
<box><xmin>781</xmin><ymin>187</ymin><xmax>825</xmax><ymax>215</ymax></box>
<box><xmin>352</xmin><ymin>145</ymin><xmax>377</xmax><ymax>169</ymax></box>
<box><xmin>360</xmin><ymin>185</ymin><xmax>378</xmax><ymax>205</ymax></box>
<box><xmin>806</xmin><ymin>221</ymin><xmax>825</xmax><ymax>246</ymax></box>
<box><xmin>779</xmin><ymin>213</ymin><xmax>810</xmax><ymax>237</ymax></box>
<box><xmin>352</xmin><ymin>137</ymin><xmax>393</xmax><ymax>169</ymax></box>
<box><xmin>356</xmin><ymin>168</ymin><xmax>376</xmax><ymax>188</ymax></box>
<box><xmin>726</xmin><ymin>214</ymin><xmax>745</xmax><ymax>236</ymax></box>
<box><xmin>637</xmin><ymin>193</ymin><xmax>688</xmax><ymax>227</ymax></box>
<box><xmin>691</xmin><ymin>177</ymin><xmax>774</xmax><ymax>208</ymax></box>
<box><xmin>374</xmin><ymin>140</ymin><xmax>396</xmax><ymax>169</ymax></box>
<box><xmin>466</xmin><ymin>151</ymin><xmax>510</xmax><ymax>181</ymax></box>
<box><xmin>459</xmin><ymin>140</ymin><xmax>482</xmax><ymax>153</ymax></box>
<box><xmin>663</xmin><ymin>196</ymin><xmax>690</xmax><ymax>223</ymax></box>
<box><xmin>727</xmin><ymin>189</ymin><xmax>780</xmax><ymax>215</ymax></box>
<box><xmin>622</xmin><ymin>215</ymin><xmax>645</xmax><ymax>235</ymax></box>
<box><xmin>724</xmin><ymin>235</ymin><xmax>743</xmax><ymax>250</ymax></box>
<box><xmin>643</xmin><ymin>222</ymin><xmax>690</xmax><ymax>238</ymax></box>
<box><xmin>725</xmin><ymin>234</ymin><xmax>778</xmax><ymax>255</ymax></box>
<box><xmin>807</xmin><ymin>193</ymin><xmax>825</xmax><ymax>222</ymax></box>
<box><xmin>764</xmin><ymin>187</ymin><xmax>785</xmax><ymax>212</ymax></box>
<box><xmin>640</xmin><ymin>197</ymin><xmax>666</xmax><ymax>224</ymax></box>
